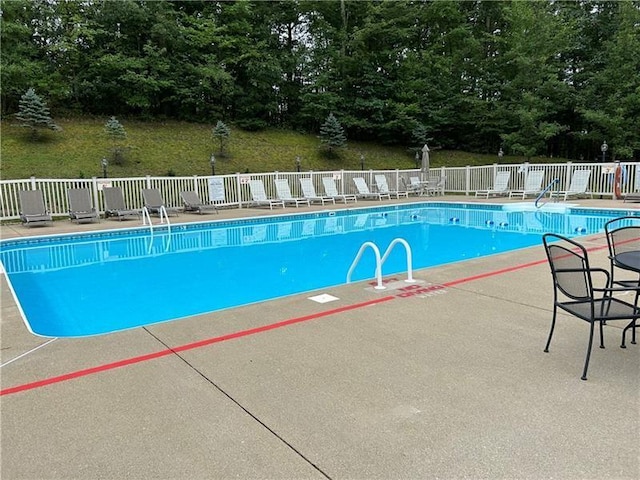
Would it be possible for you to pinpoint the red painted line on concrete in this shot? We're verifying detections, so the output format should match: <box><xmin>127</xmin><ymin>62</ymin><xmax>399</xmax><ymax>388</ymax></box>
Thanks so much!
<box><xmin>0</xmin><ymin>296</ymin><xmax>395</xmax><ymax>397</ymax></box>
<box><xmin>442</xmin><ymin>259</ymin><xmax>548</xmax><ymax>287</ymax></box>
<box><xmin>2</xmin><ymin>240</ymin><xmax>611</xmax><ymax>397</ymax></box>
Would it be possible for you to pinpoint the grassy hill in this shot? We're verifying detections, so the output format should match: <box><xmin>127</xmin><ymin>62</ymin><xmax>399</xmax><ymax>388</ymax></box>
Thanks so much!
<box><xmin>1</xmin><ymin>117</ymin><xmax>548</xmax><ymax>180</ymax></box>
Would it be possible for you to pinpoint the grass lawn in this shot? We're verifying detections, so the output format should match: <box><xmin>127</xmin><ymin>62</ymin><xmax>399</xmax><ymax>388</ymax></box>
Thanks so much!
<box><xmin>1</xmin><ymin>117</ymin><xmax>550</xmax><ymax>180</ymax></box>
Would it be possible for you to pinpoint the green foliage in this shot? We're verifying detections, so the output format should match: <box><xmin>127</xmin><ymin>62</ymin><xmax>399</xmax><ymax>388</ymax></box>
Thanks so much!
<box><xmin>15</xmin><ymin>88</ymin><xmax>60</xmax><ymax>140</ymax></box>
<box><xmin>1</xmin><ymin>0</ymin><xmax>638</xmax><ymax>161</ymax></box>
<box><xmin>319</xmin><ymin>113</ymin><xmax>347</xmax><ymax>152</ymax></box>
<box><xmin>212</xmin><ymin>120</ymin><xmax>232</xmax><ymax>156</ymax></box>
<box><xmin>0</xmin><ymin>117</ymin><xmax>550</xmax><ymax>180</ymax></box>
<box><xmin>104</xmin><ymin>116</ymin><xmax>127</xmax><ymax>165</ymax></box>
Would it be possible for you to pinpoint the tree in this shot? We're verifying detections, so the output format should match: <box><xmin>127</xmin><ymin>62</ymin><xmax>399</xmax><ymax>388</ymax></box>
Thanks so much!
<box><xmin>104</xmin><ymin>116</ymin><xmax>127</xmax><ymax>164</ymax></box>
<box><xmin>15</xmin><ymin>88</ymin><xmax>60</xmax><ymax>140</ymax></box>
<box><xmin>212</xmin><ymin>120</ymin><xmax>231</xmax><ymax>156</ymax></box>
<box><xmin>319</xmin><ymin>113</ymin><xmax>347</xmax><ymax>153</ymax></box>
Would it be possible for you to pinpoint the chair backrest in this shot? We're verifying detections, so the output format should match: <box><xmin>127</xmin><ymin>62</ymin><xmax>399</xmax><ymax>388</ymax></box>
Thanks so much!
<box><xmin>142</xmin><ymin>188</ymin><xmax>165</xmax><ymax>208</ymax></box>
<box><xmin>275</xmin><ymin>179</ymin><xmax>293</xmax><ymax>200</ymax></box>
<box><xmin>374</xmin><ymin>174</ymin><xmax>390</xmax><ymax>194</ymax></box>
<box><xmin>409</xmin><ymin>177</ymin><xmax>421</xmax><ymax>187</ymax></box>
<box><xmin>493</xmin><ymin>171</ymin><xmax>510</xmax><ymax>191</ymax></box>
<box><xmin>568</xmin><ymin>170</ymin><xmax>591</xmax><ymax>193</ymax></box>
<box><xmin>604</xmin><ymin>216</ymin><xmax>640</xmax><ymax>257</ymax></box>
<box><xmin>103</xmin><ymin>187</ymin><xmax>126</xmax><ymax>210</ymax></box>
<box><xmin>542</xmin><ymin>234</ymin><xmax>592</xmax><ymax>300</ymax></box>
<box><xmin>300</xmin><ymin>178</ymin><xmax>318</xmax><ymax>197</ymax></box>
<box><xmin>180</xmin><ymin>190</ymin><xmax>202</xmax><ymax>206</ymax></box>
<box><xmin>353</xmin><ymin>177</ymin><xmax>371</xmax><ymax>194</ymax></box>
<box><xmin>249</xmin><ymin>179</ymin><xmax>268</xmax><ymax>201</ymax></box>
<box><xmin>67</xmin><ymin>188</ymin><xmax>93</xmax><ymax>212</ymax></box>
<box><xmin>322</xmin><ymin>177</ymin><xmax>339</xmax><ymax>196</ymax></box>
<box><xmin>524</xmin><ymin>170</ymin><xmax>545</xmax><ymax>191</ymax></box>
<box><xmin>19</xmin><ymin>190</ymin><xmax>47</xmax><ymax>215</ymax></box>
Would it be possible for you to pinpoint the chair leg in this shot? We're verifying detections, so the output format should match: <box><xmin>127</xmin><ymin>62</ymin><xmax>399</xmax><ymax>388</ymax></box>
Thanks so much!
<box><xmin>544</xmin><ymin>310</ymin><xmax>557</xmax><ymax>353</ymax></box>
<box><xmin>581</xmin><ymin>322</ymin><xmax>596</xmax><ymax>381</ymax></box>
<box><xmin>621</xmin><ymin>320</ymin><xmax>637</xmax><ymax>348</ymax></box>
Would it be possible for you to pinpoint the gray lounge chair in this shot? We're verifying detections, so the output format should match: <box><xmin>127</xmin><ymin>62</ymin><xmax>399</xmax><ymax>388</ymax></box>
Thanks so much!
<box><xmin>180</xmin><ymin>190</ymin><xmax>218</xmax><ymax>214</ymax></box>
<box><xmin>141</xmin><ymin>188</ymin><xmax>180</xmax><ymax>216</ymax></box>
<box><xmin>103</xmin><ymin>187</ymin><xmax>141</xmax><ymax>220</ymax></box>
<box><xmin>67</xmin><ymin>188</ymin><xmax>99</xmax><ymax>223</ymax></box>
<box><xmin>18</xmin><ymin>189</ymin><xmax>52</xmax><ymax>227</ymax></box>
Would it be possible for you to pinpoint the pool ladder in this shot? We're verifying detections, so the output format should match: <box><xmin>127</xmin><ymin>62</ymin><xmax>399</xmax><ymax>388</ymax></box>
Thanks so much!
<box><xmin>347</xmin><ymin>238</ymin><xmax>415</xmax><ymax>290</ymax></box>
<box><xmin>142</xmin><ymin>206</ymin><xmax>172</xmax><ymax>253</ymax></box>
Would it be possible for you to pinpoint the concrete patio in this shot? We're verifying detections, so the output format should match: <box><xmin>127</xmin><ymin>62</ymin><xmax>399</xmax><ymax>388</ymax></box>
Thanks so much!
<box><xmin>1</xmin><ymin>196</ymin><xmax>638</xmax><ymax>479</ymax></box>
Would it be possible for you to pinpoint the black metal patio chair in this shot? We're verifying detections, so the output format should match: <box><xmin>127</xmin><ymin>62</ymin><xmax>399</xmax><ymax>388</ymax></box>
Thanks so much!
<box><xmin>542</xmin><ymin>233</ymin><xmax>640</xmax><ymax>380</ymax></box>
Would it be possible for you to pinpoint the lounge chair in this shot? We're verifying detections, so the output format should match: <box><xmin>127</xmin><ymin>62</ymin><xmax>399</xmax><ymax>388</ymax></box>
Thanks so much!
<box><xmin>550</xmin><ymin>170</ymin><xmax>592</xmax><ymax>201</ymax></box>
<box><xmin>103</xmin><ymin>187</ymin><xmax>141</xmax><ymax>221</ymax></box>
<box><xmin>404</xmin><ymin>176</ymin><xmax>423</xmax><ymax>195</ymax></box>
<box><xmin>509</xmin><ymin>170</ymin><xmax>545</xmax><ymax>199</ymax></box>
<box><xmin>624</xmin><ymin>168</ymin><xmax>640</xmax><ymax>202</ymax></box>
<box><xmin>299</xmin><ymin>178</ymin><xmax>336</xmax><ymax>205</ymax></box>
<box><xmin>321</xmin><ymin>177</ymin><xmax>357</xmax><ymax>204</ymax></box>
<box><xmin>353</xmin><ymin>177</ymin><xmax>391</xmax><ymax>200</ymax></box>
<box><xmin>248</xmin><ymin>179</ymin><xmax>285</xmax><ymax>209</ymax></box>
<box><xmin>180</xmin><ymin>190</ymin><xmax>218</xmax><ymax>214</ymax></box>
<box><xmin>67</xmin><ymin>188</ymin><xmax>99</xmax><ymax>223</ymax></box>
<box><xmin>18</xmin><ymin>189</ymin><xmax>52</xmax><ymax>227</ymax></box>
<box><xmin>374</xmin><ymin>174</ymin><xmax>409</xmax><ymax>199</ymax></box>
<box><xmin>275</xmin><ymin>179</ymin><xmax>309</xmax><ymax>207</ymax></box>
<box><xmin>475</xmin><ymin>171</ymin><xmax>510</xmax><ymax>198</ymax></box>
<box><xmin>141</xmin><ymin>188</ymin><xmax>180</xmax><ymax>216</ymax></box>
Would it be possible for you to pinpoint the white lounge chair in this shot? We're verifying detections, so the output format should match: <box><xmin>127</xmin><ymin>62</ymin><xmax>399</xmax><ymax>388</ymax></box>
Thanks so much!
<box><xmin>624</xmin><ymin>168</ymin><xmax>640</xmax><ymax>202</ymax></box>
<box><xmin>18</xmin><ymin>189</ymin><xmax>52</xmax><ymax>227</ymax></box>
<box><xmin>374</xmin><ymin>174</ymin><xmax>409</xmax><ymax>199</ymax></box>
<box><xmin>509</xmin><ymin>170</ymin><xmax>545</xmax><ymax>199</ymax></box>
<box><xmin>180</xmin><ymin>190</ymin><xmax>218</xmax><ymax>214</ymax></box>
<box><xmin>299</xmin><ymin>178</ymin><xmax>335</xmax><ymax>205</ymax></box>
<box><xmin>103</xmin><ymin>187</ymin><xmax>141</xmax><ymax>221</ymax></box>
<box><xmin>67</xmin><ymin>188</ymin><xmax>99</xmax><ymax>223</ymax></box>
<box><xmin>322</xmin><ymin>177</ymin><xmax>357</xmax><ymax>204</ymax></box>
<box><xmin>353</xmin><ymin>177</ymin><xmax>391</xmax><ymax>200</ymax></box>
<box><xmin>550</xmin><ymin>170</ymin><xmax>592</xmax><ymax>201</ymax></box>
<box><xmin>475</xmin><ymin>171</ymin><xmax>511</xmax><ymax>198</ymax></box>
<box><xmin>248</xmin><ymin>179</ymin><xmax>285</xmax><ymax>209</ymax></box>
<box><xmin>275</xmin><ymin>179</ymin><xmax>309</xmax><ymax>207</ymax></box>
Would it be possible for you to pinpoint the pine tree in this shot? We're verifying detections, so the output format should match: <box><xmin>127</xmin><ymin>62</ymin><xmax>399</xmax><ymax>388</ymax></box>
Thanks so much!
<box><xmin>15</xmin><ymin>88</ymin><xmax>60</xmax><ymax>140</ymax></box>
<box><xmin>319</xmin><ymin>113</ymin><xmax>347</xmax><ymax>152</ymax></box>
<box><xmin>104</xmin><ymin>116</ymin><xmax>127</xmax><ymax>164</ymax></box>
<box><xmin>212</xmin><ymin>120</ymin><xmax>231</xmax><ymax>156</ymax></box>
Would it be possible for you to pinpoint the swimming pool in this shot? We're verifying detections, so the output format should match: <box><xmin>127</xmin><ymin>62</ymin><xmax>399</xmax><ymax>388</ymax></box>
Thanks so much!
<box><xmin>1</xmin><ymin>202</ymin><xmax>637</xmax><ymax>337</ymax></box>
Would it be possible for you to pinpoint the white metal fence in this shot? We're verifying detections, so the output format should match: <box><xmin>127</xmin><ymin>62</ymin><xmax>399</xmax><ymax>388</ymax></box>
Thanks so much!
<box><xmin>1</xmin><ymin>162</ymin><xmax>638</xmax><ymax>222</ymax></box>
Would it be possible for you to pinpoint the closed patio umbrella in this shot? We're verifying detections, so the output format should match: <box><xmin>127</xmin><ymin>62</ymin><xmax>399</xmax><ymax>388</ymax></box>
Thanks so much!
<box><xmin>421</xmin><ymin>144</ymin><xmax>430</xmax><ymax>178</ymax></box>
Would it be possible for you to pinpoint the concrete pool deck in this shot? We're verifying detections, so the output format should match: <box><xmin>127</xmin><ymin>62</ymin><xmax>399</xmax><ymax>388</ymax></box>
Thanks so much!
<box><xmin>1</xmin><ymin>196</ymin><xmax>639</xmax><ymax>479</ymax></box>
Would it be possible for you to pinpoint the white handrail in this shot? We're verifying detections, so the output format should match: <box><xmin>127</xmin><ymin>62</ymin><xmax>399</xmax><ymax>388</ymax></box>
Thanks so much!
<box><xmin>346</xmin><ymin>237</ymin><xmax>415</xmax><ymax>289</ymax></box>
<box><xmin>346</xmin><ymin>241</ymin><xmax>384</xmax><ymax>289</ymax></box>
<box><xmin>380</xmin><ymin>238</ymin><xmax>415</xmax><ymax>283</ymax></box>
<box><xmin>142</xmin><ymin>206</ymin><xmax>153</xmax><ymax>230</ymax></box>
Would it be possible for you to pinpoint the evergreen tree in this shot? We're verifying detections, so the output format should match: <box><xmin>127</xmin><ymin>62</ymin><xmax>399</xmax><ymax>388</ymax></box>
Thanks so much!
<box><xmin>212</xmin><ymin>120</ymin><xmax>231</xmax><ymax>156</ymax></box>
<box><xmin>319</xmin><ymin>113</ymin><xmax>347</xmax><ymax>153</ymax></box>
<box><xmin>15</xmin><ymin>88</ymin><xmax>60</xmax><ymax>140</ymax></box>
<box><xmin>104</xmin><ymin>116</ymin><xmax>127</xmax><ymax>164</ymax></box>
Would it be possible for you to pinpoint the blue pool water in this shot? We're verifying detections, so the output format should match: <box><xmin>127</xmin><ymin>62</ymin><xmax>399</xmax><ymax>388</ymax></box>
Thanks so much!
<box><xmin>1</xmin><ymin>202</ymin><xmax>637</xmax><ymax>337</ymax></box>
